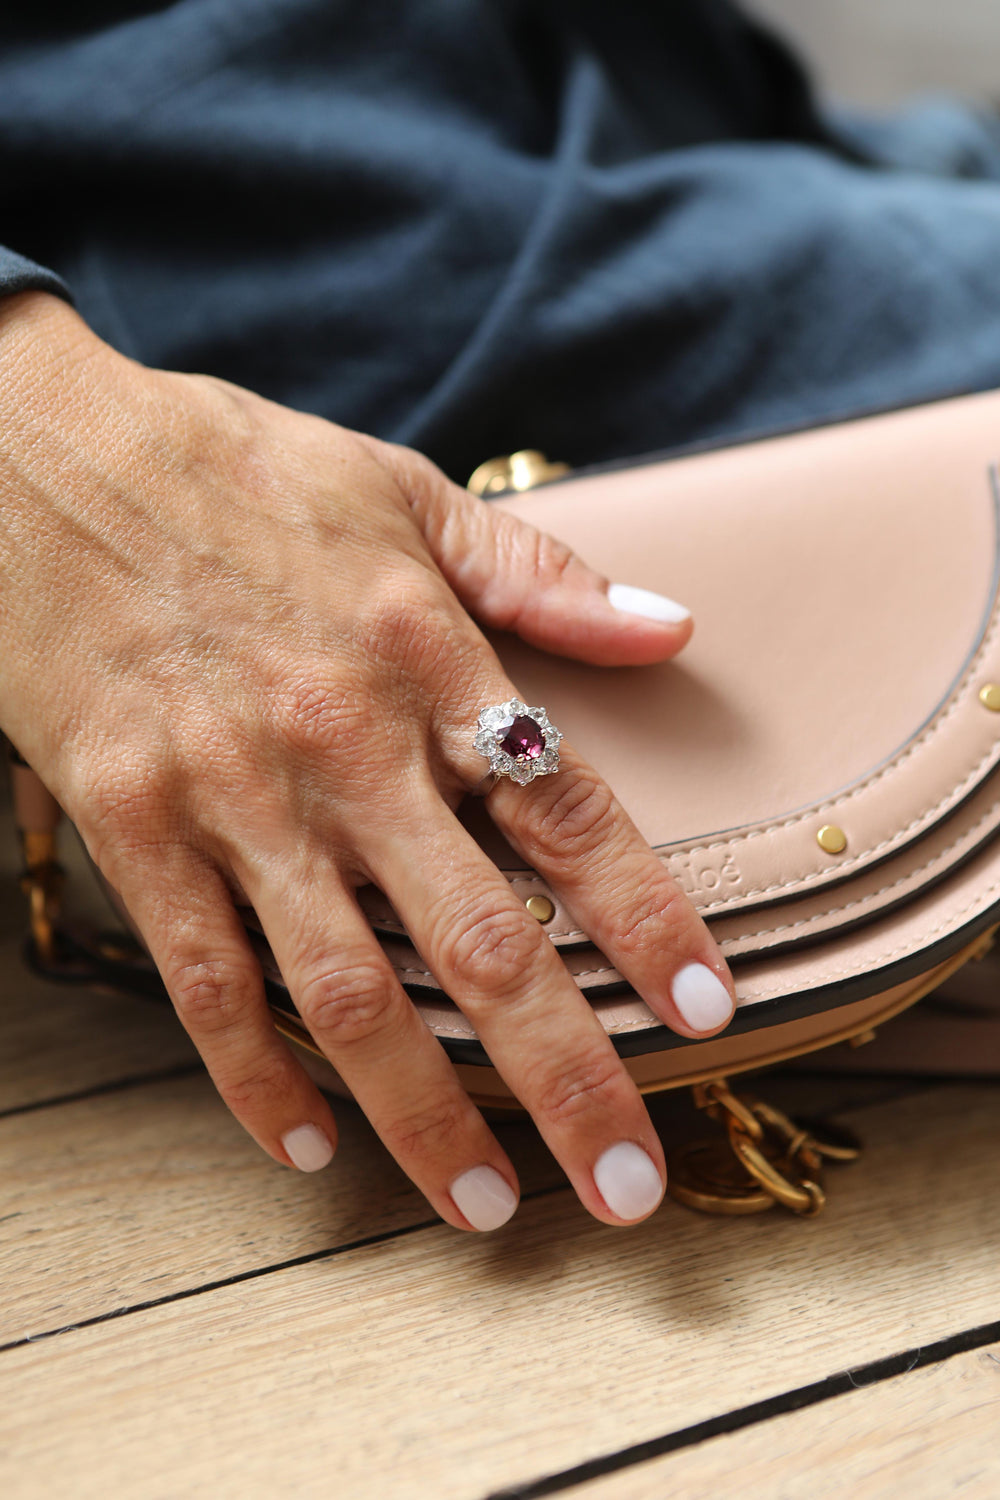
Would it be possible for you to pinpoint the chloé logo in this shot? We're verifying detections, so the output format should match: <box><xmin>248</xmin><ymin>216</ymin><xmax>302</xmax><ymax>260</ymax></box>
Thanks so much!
<box><xmin>669</xmin><ymin>850</ymin><xmax>742</xmax><ymax>897</ymax></box>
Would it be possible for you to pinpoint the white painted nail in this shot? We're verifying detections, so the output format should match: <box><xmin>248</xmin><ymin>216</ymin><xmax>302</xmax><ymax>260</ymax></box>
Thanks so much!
<box><xmin>593</xmin><ymin>1141</ymin><xmax>664</xmax><ymax>1221</ymax></box>
<box><xmin>281</xmin><ymin>1124</ymin><xmax>335</xmax><ymax>1172</ymax></box>
<box><xmin>671</xmin><ymin>962</ymin><xmax>734</xmax><ymax>1032</ymax></box>
<box><xmin>607</xmin><ymin>582</ymin><xmax>691</xmax><ymax>623</ymax></box>
<box><xmin>450</xmin><ymin>1165</ymin><xmax>518</xmax><ymax>1231</ymax></box>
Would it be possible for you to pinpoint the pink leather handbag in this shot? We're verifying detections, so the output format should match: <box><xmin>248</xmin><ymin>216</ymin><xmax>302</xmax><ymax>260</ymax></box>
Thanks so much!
<box><xmin>12</xmin><ymin>390</ymin><xmax>1000</xmax><ymax>1214</ymax></box>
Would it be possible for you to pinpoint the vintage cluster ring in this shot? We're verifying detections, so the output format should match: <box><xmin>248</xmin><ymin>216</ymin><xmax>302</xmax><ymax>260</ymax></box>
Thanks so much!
<box><xmin>474</xmin><ymin>699</ymin><xmax>562</xmax><ymax>786</ymax></box>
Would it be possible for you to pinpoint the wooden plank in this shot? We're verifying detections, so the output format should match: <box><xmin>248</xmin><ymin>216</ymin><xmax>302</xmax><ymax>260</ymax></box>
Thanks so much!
<box><xmin>0</xmin><ymin>1069</ymin><xmax>562</xmax><ymax>1341</ymax></box>
<box><xmin>571</xmin><ymin>1342</ymin><xmax>1000</xmax><ymax>1499</ymax></box>
<box><xmin>0</xmin><ymin>958</ymin><xmax>198</xmax><ymax>1114</ymax></box>
<box><xmin>0</xmin><ymin>1087</ymin><xmax>997</xmax><ymax>1500</ymax></box>
<box><xmin>0</xmin><ymin>1047</ymin><xmax>914</xmax><ymax>1341</ymax></box>
<box><xmin>0</xmin><ymin>789</ymin><xmax>198</xmax><ymax>1112</ymax></box>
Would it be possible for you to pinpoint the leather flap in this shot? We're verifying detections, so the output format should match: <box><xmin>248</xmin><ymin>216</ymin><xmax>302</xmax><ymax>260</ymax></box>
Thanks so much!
<box><xmin>360</xmin><ymin>392</ymin><xmax>1000</xmax><ymax>952</ymax></box>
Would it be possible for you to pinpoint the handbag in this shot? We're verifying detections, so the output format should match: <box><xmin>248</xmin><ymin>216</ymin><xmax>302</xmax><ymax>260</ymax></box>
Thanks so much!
<box><xmin>11</xmin><ymin>390</ymin><xmax>1000</xmax><ymax>1216</ymax></box>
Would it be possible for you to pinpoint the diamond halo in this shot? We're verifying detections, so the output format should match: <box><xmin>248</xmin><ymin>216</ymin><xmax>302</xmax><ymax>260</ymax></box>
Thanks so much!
<box><xmin>474</xmin><ymin>698</ymin><xmax>562</xmax><ymax>786</ymax></box>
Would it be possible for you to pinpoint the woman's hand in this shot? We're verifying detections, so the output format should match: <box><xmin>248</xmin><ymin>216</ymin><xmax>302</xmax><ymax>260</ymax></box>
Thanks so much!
<box><xmin>0</xmin><ymin>292</ymin><xmax>735</xmax><ymax>1230</ymax></box>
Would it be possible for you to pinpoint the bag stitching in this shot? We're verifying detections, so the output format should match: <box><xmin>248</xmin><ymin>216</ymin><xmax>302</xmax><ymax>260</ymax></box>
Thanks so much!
<box><xmin>370</xmin><ymin>565</ymin><xmax>1000</xmax><ymax>941</ymax></box>
<box><xmin>734</xmin><ymin>877</ymin><xmax>1000</xmax><ymax>1001</ymax></box>
<box><xmin>370</xmin><ymin>777</ymin><xmax>1000</xmax><ymax>951</ymax></box>
<box><xmin>724</xmin><ymin>794</ymin><xmax>1000</xmax><ymax>944</ymax></box>
<box><xmin>495</xmin><ymin>732</ymin><xmax>1000</xmax><ymax>939</ymax></box>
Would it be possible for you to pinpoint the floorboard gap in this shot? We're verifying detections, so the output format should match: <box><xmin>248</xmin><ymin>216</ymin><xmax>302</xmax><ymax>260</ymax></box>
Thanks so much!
<box><xmin>485</xmin><ymin>1316</ymin><xmax>1000</xmax><ymax>1499</ymax></box>
<box><xmin>0</xmin><ymin>1183</ymin><xmax>567</xmax><ymax>1355</ymax></box>
<box><xmin>0</xmin><ymin>1062</ymin><xmax>206</xmax><ymax>1121</ymax></box>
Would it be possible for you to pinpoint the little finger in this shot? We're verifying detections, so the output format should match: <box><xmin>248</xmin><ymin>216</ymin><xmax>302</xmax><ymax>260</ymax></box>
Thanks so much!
<box><xmin>117</xmin><ymin>850</ymin><xmax>340</xmax><ymax>1173</ymax></box>
<box><xmin>241</xmin><ymin>858</ymin><xmax>521</xmax><ymax>1233</ymax></box>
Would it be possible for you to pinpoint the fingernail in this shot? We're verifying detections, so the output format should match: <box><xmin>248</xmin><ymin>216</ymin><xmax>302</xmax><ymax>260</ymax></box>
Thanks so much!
<box><xmin>593</xmin><ymin>1141</ymin><xmax>663</xmax><ymax>1221</ymax></box>
<box><xmin>671</xmin><ymin>962</ymin><xmax>734</xmax><ymax>1032</ymax></box>
<box><xmin>607</xmin><ymin>582</ymin><xmax>691</xmax><ymax>623</ymax></box>
<box><xmin>281</xmin><ymin>1123</ymin><xmax>335</xmax><ymax>1172</ymax></box>
<box><xmin>450</xmin><ymin>1165</ymin><xmax>518</xmax><ymax>1231</ymax></box>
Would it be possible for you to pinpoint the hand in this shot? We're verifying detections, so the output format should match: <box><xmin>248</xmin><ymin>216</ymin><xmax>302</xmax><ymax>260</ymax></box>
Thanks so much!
<box><xmin>0</xmin><ymin>292</ymin><xmax>736</xmax><ymax>1230</ymax></box>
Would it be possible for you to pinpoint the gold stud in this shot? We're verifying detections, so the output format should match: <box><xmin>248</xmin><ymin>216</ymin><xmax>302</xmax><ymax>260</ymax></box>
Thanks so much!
<box><xmin>817</xmin><ymin>824</ymin><xmax>847</xmax><ymax>855</ymax></box>
<box><xmin>979</xmin><ymin>684</ymin><xmax>1000</xmax><ymax>712</ymax></box>
<box><xmin>525</xmin><ymin>894</ymin><xmax>555</xmax><ymax>923</ymax></box>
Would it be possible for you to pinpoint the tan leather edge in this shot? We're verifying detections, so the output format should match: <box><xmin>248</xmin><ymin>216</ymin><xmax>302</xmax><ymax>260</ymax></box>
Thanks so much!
<box><xmin>356</xmin><ymin>427</ymin><xmax>1000</xmax><ymax>937</ymax></box>
<box><xmin>359</xmin><ymin>569</ymin><xmax>1000</xmax><ymax>939</ymax></box>
<box><xmin>357</xmin><ymin>767</ymin><xmax>1000</xmax><ymax>984</ymax></box>
<box><xmin>355</xmin><ymin>826</ymin><xmax>1000</xmax><ymax>1045</ymax></box>
<box><xmin>280</xmin><ymin>938</ymin><xmax>979</xmax><ymax>1108</ymax></box>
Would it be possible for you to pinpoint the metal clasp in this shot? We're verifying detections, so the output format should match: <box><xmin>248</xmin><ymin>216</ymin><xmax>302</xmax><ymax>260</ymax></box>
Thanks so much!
<box><xmin>467</xmin><ymin>449</ymin><xmax>571</xmax><ymax>497</ymax></box>
<box><xmin>667</xmin><ymin>1077</ymin><xmax>862</xmax><ymax>1217</ymax></box>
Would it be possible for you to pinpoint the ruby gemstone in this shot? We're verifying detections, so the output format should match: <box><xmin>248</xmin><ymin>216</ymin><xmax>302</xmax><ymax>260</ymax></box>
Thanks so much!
<box><xmin>498</xmin><ymin>713</ymin><xmax>545</xmax><ymax>761</ymax></box>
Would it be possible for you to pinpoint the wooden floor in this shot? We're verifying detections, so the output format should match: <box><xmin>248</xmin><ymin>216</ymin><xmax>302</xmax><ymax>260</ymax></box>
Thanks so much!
<box><xmin>6</xmin><ymin>10</ymin><xmax>1000</xmax><ymax>1495</ymax></box>
<box><xmin>1</xmin><ymin>806</ymin><xmax>999</xmax><ymax>1499</ymax></box>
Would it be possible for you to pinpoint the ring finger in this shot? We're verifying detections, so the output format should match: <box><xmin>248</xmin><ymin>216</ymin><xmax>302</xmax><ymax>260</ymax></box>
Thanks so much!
<box><xmin>451</xmin><ymin>695</ymin><xmax>737</xmax><ymax>1040</ymax></box>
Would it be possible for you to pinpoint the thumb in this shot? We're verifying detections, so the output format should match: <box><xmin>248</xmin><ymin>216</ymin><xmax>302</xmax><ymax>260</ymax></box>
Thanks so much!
<box><xmin>371</xmin><ymin>439</ymin><xmax>694</xmax><ymax>668</ymax></box>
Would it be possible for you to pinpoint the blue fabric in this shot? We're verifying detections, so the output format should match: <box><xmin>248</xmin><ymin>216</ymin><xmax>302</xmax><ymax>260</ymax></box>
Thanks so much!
<box><xmin>2</xmin><ymin>1</ymin><xmax>1000</xmax><ymax>478</ymax></box>
<box><xmin>0</xmin><ymin>247</ymin><xmax>69</xmax><ymax>304</ymax></box>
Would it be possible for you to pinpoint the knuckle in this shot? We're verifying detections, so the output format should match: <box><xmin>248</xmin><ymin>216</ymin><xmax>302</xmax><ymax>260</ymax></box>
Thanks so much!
<box><xmin>436</xmin><ymin>901</ymin><xmax>544</xmax><ymax>996</ymax></box>
<box><xmin>388</xmin><ymin>444</ymin><xmax>444</xmax><ymax>514</ymax></box>
<box><xmin>269</xmin><ymin>669</ymin><xmax>368</xmax><ymax>762</ymax></box>
<box><xmin>381</xmin><ymin>1097</ymin><xmax>469</xmax><ymax>1165</ymax></box>
<box><xmin>513</xmin><ymin>771</ymin><xmax>618</xmax><ymax>867</ymax></box>
<box><xmin>168</xmin><ymin>956</ymin><xmax>250</xmax><ymax>1035</ymax></box>
<box><xmin>489</xmin><ymin>524</ymin><xmax>578</xmax><ymax>633</ymax></box>
<box><xmin>532</xmin><ymin>1051</ymin><xmax>626</xmax><ymax>1127</ymax></box>
<box><xmin>527</xmin><ymin>526</ymin><xmax>576</xmax><ymax>588</ymax></box>
<box><xmin>361</xmin><ymin>574</ymin><xmax>461</xmax><ymax>680</ymax></box>
<box><xmin>217</xmin><ymin>1056</ymin><xmax>295</xmax><ymax>1118</ymax></box>
<box><xmin>84</xmin><ymin>766</ymin><xmax>173</xmax><ymax>859</ymax></box>
<box><xmin>614</xmin><ymin>880</ymin><xmax>695</xmax><ymax>963</ymax></box>
<box><xmin>298</xmin><ymin>958</ymin><xmax>398</xmax><ymax>1047</ymax></box>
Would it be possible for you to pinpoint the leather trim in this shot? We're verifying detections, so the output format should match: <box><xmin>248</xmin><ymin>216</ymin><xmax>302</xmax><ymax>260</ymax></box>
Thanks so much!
<box><xmin>357</xmin><ymin>415</ymin><xmax>1000</xmax><ymax>946</ymax></box>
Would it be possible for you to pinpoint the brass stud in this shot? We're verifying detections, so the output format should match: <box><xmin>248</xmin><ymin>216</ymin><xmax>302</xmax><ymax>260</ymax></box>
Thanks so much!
<box><xmin>817</xmin><ymin>824</ymin><xmax>847</xmax><ymax>855</ymax></box>
<box><xmin>979</xmin><ymin>684</ymin><xmax>1000</xmax><ymax>712</ymax></box>
<box><xmin>525</xmin><ymin>894</ymin><xmax>556</xmax><ymax>923</ymax></box>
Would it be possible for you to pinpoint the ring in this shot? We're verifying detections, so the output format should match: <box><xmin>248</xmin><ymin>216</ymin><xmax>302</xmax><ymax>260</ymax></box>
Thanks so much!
<box><xmin>474</xmin><ymin>698</ymin><xmax>562</xmax><ymax>785</ymax></box>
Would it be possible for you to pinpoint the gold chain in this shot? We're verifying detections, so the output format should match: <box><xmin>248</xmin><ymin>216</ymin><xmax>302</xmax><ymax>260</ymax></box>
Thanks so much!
<box><xmin>19</xmin><ymin>830</ymin><xmax>62</xmax><ymax>965</ymax></box>
<box><xmin>667</xmin><ymin>1077</ymin><xmax>862</xmax><ymax>1216</ymax></box>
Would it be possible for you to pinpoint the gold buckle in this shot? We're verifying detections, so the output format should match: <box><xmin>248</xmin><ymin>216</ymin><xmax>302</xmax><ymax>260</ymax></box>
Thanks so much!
<box><xmin>467</xmin><ymin>449</ymin><xmax>570</xmax><ymax>497</ymax></box>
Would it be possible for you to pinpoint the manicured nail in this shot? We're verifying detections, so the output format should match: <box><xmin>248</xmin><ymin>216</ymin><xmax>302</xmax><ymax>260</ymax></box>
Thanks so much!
<box><xmin>607</xmin><ymin>582</ymin><xmax>691</xmax><ymax>623</ymax></box>
<box><xmin>671</xmin><ymin>962</ymin><xmax>734</xmax><ymax>1032</ymax></box>
<box><xmin>281</xmin><ymin>1124</ymin><xmax>335</xmax><ymax>1172</ymax></box>
<box><xmin>450</xmin><ymin>1165</ymin><xmax>518</xmax><ymax>1231</ymax></box>
<box><xmin>593</xmin><ymin>1141</ymin><xmax>663</xmax><ymax>1221</ymax></box>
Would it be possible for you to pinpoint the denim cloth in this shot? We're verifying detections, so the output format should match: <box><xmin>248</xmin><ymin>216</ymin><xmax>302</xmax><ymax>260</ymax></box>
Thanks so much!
<box><xmin>2</xmin><ymin>1</ymin><xmax>1000</xmax><ymax>479</ymax></box>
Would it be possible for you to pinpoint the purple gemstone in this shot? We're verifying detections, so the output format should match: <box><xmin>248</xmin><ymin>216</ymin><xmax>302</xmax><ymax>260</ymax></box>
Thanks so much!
<box><xmin>498</xmin><ymin>713</ymin><xmax>545</xmax><ymax>761</ymax></box>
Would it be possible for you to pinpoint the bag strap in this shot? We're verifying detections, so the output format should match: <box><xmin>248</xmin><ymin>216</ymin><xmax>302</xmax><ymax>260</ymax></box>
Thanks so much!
<box><xmin>5</xmin><ymin>742</ymin><xmax>62</xmax><ymax>963</ymax></box>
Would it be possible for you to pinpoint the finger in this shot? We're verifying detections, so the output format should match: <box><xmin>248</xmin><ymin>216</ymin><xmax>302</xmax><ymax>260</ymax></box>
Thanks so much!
<box><xmin>116</xmin><ymin>848</ymin><xmax>340</xmax><ymax>1173</ymax></box>
<box><xmin>365</xmin><ymin>802</ymin><xmax>668</xmax><ymax>1227</ymax></box>
<box><xmin>361</xmin><ymin>436</ymin><xmax>693</xmax><ymax>667</ymax></box>
<box><xmin>239</xmin><ymin>855</ymin><xmax>521</xmax><ymax>1233</ymax></box>
<box><xmin>490</xmin><ymin>742</ymin><xmax>736</xmax><ymax>1039</ymax></box>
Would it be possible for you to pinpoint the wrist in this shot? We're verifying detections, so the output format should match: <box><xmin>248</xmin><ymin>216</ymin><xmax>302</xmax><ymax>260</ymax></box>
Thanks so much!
<box><xmin>0</xmin><ymin>291</ymin><xmax>117</xmax><ymax>435</ymax></box>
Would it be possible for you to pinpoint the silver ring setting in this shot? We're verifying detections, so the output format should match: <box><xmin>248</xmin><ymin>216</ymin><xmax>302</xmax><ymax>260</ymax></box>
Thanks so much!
<box><xmin>474</xmin><ymin>699</ymin><xmax>562</xmax><ymax>786</ymax></box>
